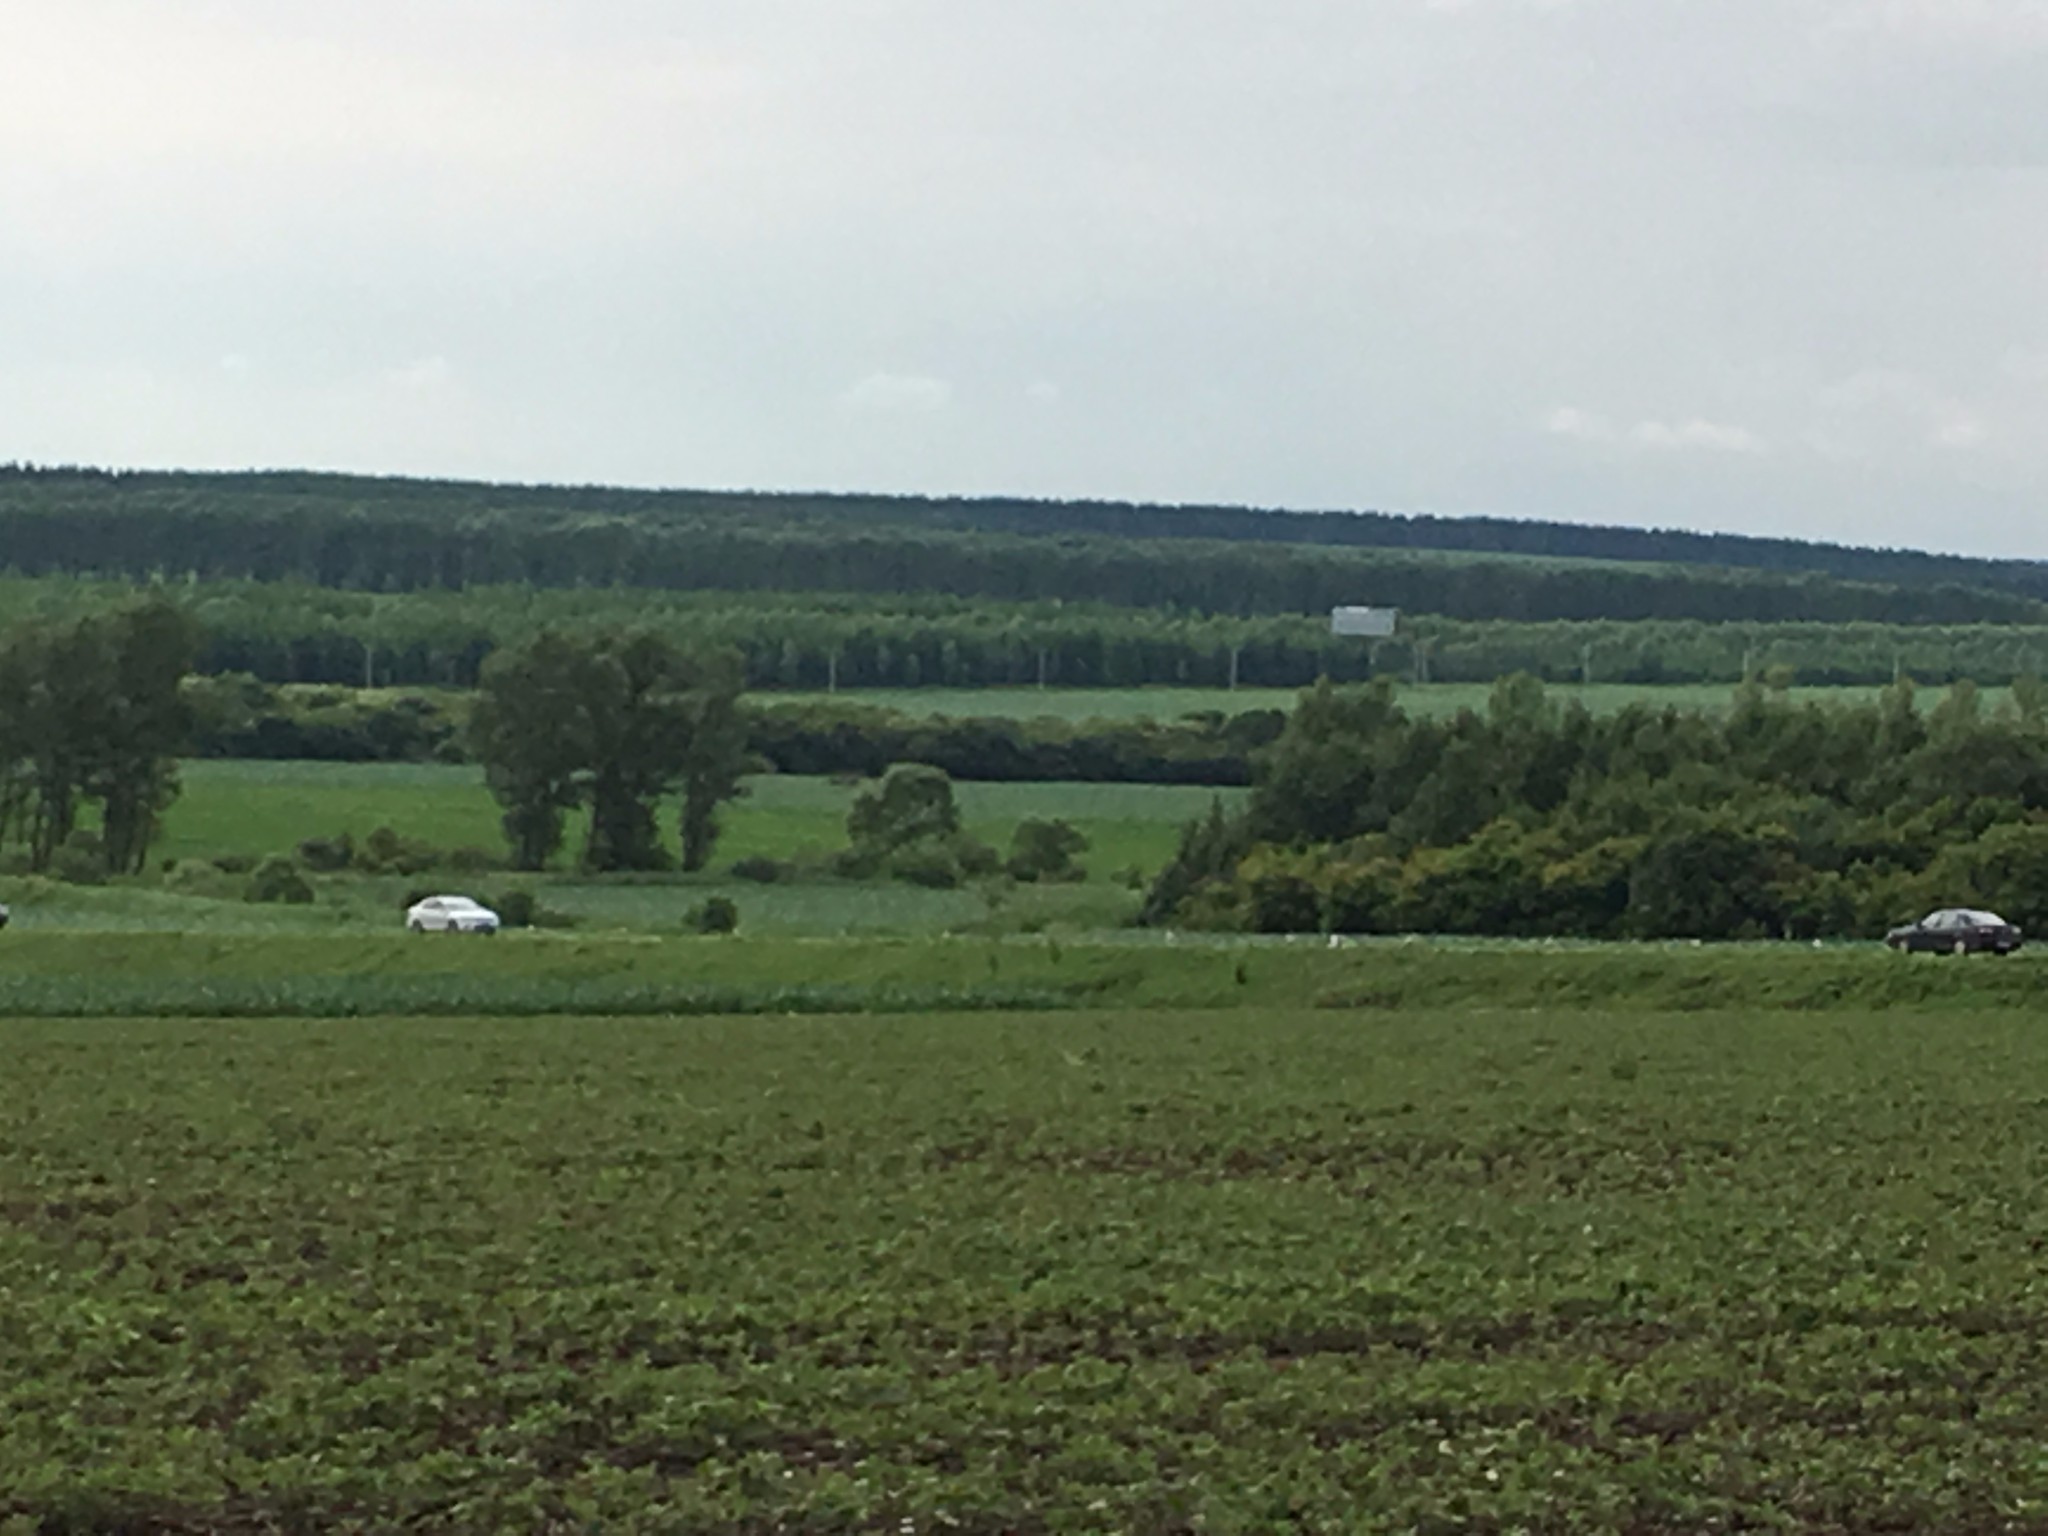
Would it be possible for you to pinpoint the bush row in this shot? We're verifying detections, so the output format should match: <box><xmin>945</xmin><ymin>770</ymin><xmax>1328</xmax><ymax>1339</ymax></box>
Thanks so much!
<box><xmin>183</xmin><ymin>675</ymin><xmax>1280</xmax><ymax>784</ymax></box>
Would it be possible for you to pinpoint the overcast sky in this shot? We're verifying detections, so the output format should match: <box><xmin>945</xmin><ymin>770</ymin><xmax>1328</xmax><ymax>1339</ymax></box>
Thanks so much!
<box><xmin>2</xmin><ymin>1</ymin><xmax>2045</xmax><ymax>557</ymax></box>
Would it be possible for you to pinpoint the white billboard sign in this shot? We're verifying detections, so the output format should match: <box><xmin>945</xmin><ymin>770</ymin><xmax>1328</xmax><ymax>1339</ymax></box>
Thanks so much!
<box><xmin>1331</xmin><ymin>606</ymin><xmax>1397</xmax><ymax>638</ymax></box>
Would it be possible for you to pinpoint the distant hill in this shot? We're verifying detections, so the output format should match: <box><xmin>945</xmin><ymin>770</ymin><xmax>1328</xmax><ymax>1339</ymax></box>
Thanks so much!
<box><xmin>1</xmin><ymin>464</ymin><xmax>2041</xmax><ymax>626</ymax></box>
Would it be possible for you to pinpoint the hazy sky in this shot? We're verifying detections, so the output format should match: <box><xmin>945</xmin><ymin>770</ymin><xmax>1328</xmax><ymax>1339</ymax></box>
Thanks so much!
<box><xmin>3</xmin><ymin>1</ymin><xmax>2045</xmax><ymax>557</ymax></box>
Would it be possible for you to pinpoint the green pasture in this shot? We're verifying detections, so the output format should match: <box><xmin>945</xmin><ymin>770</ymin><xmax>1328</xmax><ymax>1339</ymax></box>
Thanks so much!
<box><xmin>152</xmin><ymin>762</ymin><xmax>1235</xmax><ymax>894</ymax></box>
<box><xmin>157</xmin><ymin>762</ymin><xmax>505</xmax><ymax>865</ymax></box>
<box><xmin>10</xmin><ymin>1006</ymin><xmax>2048</xmax><ymax>1530</ymax></box>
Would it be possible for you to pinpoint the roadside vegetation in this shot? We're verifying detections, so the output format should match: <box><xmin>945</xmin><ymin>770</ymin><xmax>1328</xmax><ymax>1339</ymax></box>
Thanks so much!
<box><xmin>1149</xmin><ymin>672</ymin><xmax>2048</xmax><ymax>943</ymax></box>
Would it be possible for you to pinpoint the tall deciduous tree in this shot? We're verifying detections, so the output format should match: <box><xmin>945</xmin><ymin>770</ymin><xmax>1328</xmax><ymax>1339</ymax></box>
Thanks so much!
<box><xmin>470</xmin><ymin>631</ymin><xmax>600</xmax><ymax>870</ymax></box>
<box><xmin>469</xmin><ymin>629</ymin><xmax>750</xmax><ymax>872</ymax></box>
<box><xmin>677</xmin><ymin>649</ymin><xmax>748</xmax><ymax>873</ymax></box>
<box><xmin>0</xmin><ymin>596</ymin><xmax>198</xmax><ymax>873</ymax></box>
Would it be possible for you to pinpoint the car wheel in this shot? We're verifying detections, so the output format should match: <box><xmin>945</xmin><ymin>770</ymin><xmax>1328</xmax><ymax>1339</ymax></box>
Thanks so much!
<box><xmin>409</xmin><ymin>920</ymin><xmax>425</xmax><ymax>934</ymax></box>
<box><xmin>1953</xmin><ymin>937</ymin><xmax>1970</xmax><ymax>956</ymax></box>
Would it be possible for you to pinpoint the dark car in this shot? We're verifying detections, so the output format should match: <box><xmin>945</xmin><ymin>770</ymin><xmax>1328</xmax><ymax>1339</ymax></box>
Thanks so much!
<box><xmin>1885</xmin><ymin>908</ymin><xmax>2023</xmax><ymax>955</ymax></box>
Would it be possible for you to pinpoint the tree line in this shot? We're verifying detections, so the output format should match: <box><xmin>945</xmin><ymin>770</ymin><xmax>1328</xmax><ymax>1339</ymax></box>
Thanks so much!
<box><xmin>184</xmin><ymin>676</ymin><xmax>1277</xmax><ymax>785</ymax></box>
<box><xmin>1147</xmin><ymin>674</ymin><xmax>2048</xmax><ymax>942</ymax></box>
<box><xmin>0</xmin><ymin>469</ymin><xmax>2039</xmax><ymax>627</ymax></box>
<box><xmin>12</xmin><ymin>576</ymin><xmax>2048</xmax><ymax>693</ymax></box>
<box><xmin>13</xmin><ymin>463</ymin><xmax>2048</xmax><ymax>605</ymax></box>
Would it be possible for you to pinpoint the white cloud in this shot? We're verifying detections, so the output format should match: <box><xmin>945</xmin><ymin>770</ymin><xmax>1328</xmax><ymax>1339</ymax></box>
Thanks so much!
<box><xmin>387</xmin><ymin>356</ymin><xmax>457</xmax><ymax>395</ymax></box>
<box><xmin>1932</xmin><ymin>407</ymin><xmax>1990</xmax><ymax>450</ymax></box>
<box><xmin>1546</xmin><ymin>407</ymin><xmax>1765</xmax><ymax>454</ymax></box>
<box><xmin>1815</xmin><ymin>0</ymin><xmax>2048</xmax><ymax>47</ymax></box>
<box><xmin>1544</xmin><ymin>406</ymin><xmax>1616</xmax><ymax>442</ymax></box>
<box><xmin>2002</xmin><ymin>347</ymin><xmax>2048</xmax><ymax>384</ymax></box>
<box><xmin>839</xmin><ymin>372</ymin><xmax>954</xmax><ymax>415</ymax></box>
<box><xmin>0</xmin><ymin>7</ymin><xmax>761</xmax><ymax>177</ymax></box>
<box><xmin>1426</xmin><ymin>0</ymin><xmax>1586</xmax><ymax>13</ymax></box>
<box><xmin>1811</xmin><ymin>368</ymin><xmax>1992</xmax><ymax>457</ymax></box>
<box><xmin>1631</xmin><ymin>419</ymin><xmax>1767</xmax><ymax>454</ymax></box>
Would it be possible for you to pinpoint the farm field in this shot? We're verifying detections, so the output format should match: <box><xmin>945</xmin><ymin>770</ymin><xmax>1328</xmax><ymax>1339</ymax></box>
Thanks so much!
<box><xmin>8</xmin><ymin>1007</ymin><xmax>2048</xmax><ymax>1531</ymax></box>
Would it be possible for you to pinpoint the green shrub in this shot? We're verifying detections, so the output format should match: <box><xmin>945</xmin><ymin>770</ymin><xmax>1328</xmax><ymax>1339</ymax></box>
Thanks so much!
<box><xmin>730</xmin><ymin>855</ymin><xmax>792</xmax><ymax>883</ymax></box>
<box><xmin>492</xmin><ymin>888</ymin><xmax>539</xmax><ymax>929</ymax></box>
<box><xmin>885</xmin><ymin>844</ymin><xmax>963</xmax><ymax>889</ymax></box>
<box><xmin>166</xmin><ymin>860</ymin><xmax>241</xmax><ymax>900</ymax></box>
<box><xmin>247</xmin><ymin>856</ymin><xmax>314</xmax><ymax>905</ymax></box>
<box><xmin>296</xmin><ymin>833</ymin><xmax>354</xmax><ymax>872</ymax></box>
<box><xmin>51</xmin><ymin>833</ymin><xmax>106</xmax><ymax>887</ymax></box>
<box><xmin>848</xmin><ymin>764</ymin><xmax>962</xmax><ymax>857</ymax></box>
<box><xmin>953</xmin><ymin>834</ymin><xmax>1001</xmax><ymax>879</ymax></box>
<box><xmin>686</xmin><ymin>896</ymin><xmax>739</xmax><ymax>934</ymax></box>
<box><xmin>1006</xmin><ymin>818</ymin><xmax>1090</xmax><ymax>883</ymax></box>
<box><xmin>359</xmin><ymin>825</ymin><xmax>436</xmax><ymax>876</ymax></box>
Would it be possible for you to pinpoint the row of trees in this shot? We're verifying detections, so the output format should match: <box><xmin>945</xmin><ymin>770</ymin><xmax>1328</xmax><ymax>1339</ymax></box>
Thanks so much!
<box><xmin>0</xmin><ymin>598</ymin><xmax>197</xmax><ymax>874</ymax></box>
<box><xmin>180</xmin><ymin>674</ymin><xmax>1280</xmax><ymax>784</ymax></box>
<box><xmin>14</xmin><ymin>575</ymin><xmax>2048</xmax><ymax>692</ymax></box>
<box><xmin>1148</xmin><ymin>675</ymin><xmax>2048</xmax><ymax>941</ymax></box>
<box><xmin>469</xmin><ymin>631</ymin><xmax>749</xmax><ymax>871</ymax></box>
<box><xmin>0</xmin><ymin>468</ymin><xmax>2038</xmax><ymax>625</ymax></box>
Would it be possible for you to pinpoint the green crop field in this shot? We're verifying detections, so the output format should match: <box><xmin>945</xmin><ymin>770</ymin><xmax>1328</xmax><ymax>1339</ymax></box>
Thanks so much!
<box><xmin>8</xmin><ymin>1006</ymin><xmax>2048</xmax><ymax>1531</ymax></box>
<box><xmin>0</xmin><ymin>927</ymin><xmax>2038</xmax><ymax>1018</ymax></box>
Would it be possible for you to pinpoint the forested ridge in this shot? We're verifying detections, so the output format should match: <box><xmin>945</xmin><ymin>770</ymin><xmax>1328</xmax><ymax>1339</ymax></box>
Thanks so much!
<box><xmin>1</xmin><ymin>464</ymin><xmax>2040</xmax><ymax>626</ymax></box>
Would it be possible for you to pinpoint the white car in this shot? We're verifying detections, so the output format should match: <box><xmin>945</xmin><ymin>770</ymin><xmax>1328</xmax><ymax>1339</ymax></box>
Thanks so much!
<box><xmin>405</xmin><ymin>895</ymin><xmax>500</xmax><ymax>935</ymax></box>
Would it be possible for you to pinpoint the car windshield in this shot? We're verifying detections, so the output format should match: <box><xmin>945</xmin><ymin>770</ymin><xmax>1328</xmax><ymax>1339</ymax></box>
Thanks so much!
<box><xmin>1963</xmin><ymin>910</ymin><xmax>2007</xmax><ymax>926</ymax></box>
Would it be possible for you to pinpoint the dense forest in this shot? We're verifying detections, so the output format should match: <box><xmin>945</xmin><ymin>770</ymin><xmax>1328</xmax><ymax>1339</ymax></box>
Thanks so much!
<box><xmin>0</xmin><ymin>467</ymin><xmax>2038</xmax><ymax>627</ymax></box>
<box><xmin>1146</xmin><ymin>676</ymin><xmax>2048</xmax><ymax>943</ymax></box>
<box><xmin>9</xmin><ymin>463</ymin><xmax>2047</xmax><ymax>603</ymax></box>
